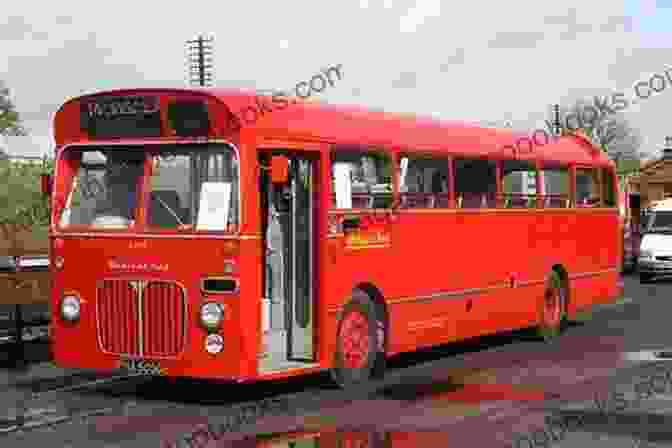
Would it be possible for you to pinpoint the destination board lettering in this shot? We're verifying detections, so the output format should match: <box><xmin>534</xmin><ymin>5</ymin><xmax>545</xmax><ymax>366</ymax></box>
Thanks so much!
<box><xmin>81</xmin><ymin>95</ymin><xmax>162</xmax><ymax>138</ymax></box>
<box><xmin>85</xmin><ymin>96</ymin><xmax>159</xmax><ymax>119</ymax></box>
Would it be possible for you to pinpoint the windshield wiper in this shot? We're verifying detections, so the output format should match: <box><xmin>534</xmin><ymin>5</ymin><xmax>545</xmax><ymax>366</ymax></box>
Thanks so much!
<box><xmin>154</xmin><ymin>195</ymin><xmax>184</xmax><ymax>226</ymax></box>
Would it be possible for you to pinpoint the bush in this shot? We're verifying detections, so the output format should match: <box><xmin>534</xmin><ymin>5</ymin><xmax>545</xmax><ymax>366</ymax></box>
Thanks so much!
<box><xmin>0</xmin><ymin>158</ymin><xmax>53</xmax><ymax>233</ymax></box>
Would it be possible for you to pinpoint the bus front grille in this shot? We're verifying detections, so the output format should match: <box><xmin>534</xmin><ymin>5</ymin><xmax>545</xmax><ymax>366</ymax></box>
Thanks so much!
<box><xmin>97</xmin><ymin>280</ymin><xmax>187</xmax><ymax>357</ymax></box>
<box><xmin>142</xmin><ymin>282</ymin><xmax>186</xmax><ymax>357</ymax></box>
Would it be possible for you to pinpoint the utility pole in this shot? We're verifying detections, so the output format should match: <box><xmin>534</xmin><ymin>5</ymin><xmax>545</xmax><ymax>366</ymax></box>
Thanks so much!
<box><xmin>552</xmin><ymin>104</ymin><xmax>562</xmax><ymax>137</ymax></box>
<box><xmin>186</xmin><ymin>35</ymin><xmax>214</xmax><ymax>87</ymax></box>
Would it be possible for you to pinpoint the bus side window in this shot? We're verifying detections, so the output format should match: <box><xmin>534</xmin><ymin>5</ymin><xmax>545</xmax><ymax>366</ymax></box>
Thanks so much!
<box><xmin>398</xmin><ymin>154</ymin><xmax>449</xmax><ymax>208</ymax></box>
<box><xmin>540</xmin><ymin>164</ymin><xmax>569</xmax><ymax>208</ymax></box>
<box><xmin>454</xmin><ymin>158</ymin><xmax>497</xmax><ymax>208</ymax></box>
<box><xmin>576</xmin><ymin>168</ymin><xmax>600</xmax><ymax>207</ymax></box>
<box><xmin>500</xmin><ymin>160</ymin><xmax>538</xmax><ymax>209</ymax></box>
<box><xmin>331</xmin><ymin>147</ymin><xmax>393</xmax><ymax>209</ymax></box>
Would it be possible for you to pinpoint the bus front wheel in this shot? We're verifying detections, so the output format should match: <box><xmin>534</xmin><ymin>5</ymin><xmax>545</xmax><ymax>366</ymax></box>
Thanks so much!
<box><xmin>535</xmin><ymin>271</ymin><xmax>566</xmax><ymax>342</ymax></box>
<box><xmin>331</xmin><ymin>290</ymin><xmax>386</xmax><ymax>388</ymax></box>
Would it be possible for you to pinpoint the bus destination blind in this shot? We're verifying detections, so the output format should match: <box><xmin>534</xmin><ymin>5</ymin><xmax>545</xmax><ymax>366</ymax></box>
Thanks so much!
<box><xmin>80</xmin><ymin>96</ymin><xmax>162</xmax><ymax>138</ymax></box>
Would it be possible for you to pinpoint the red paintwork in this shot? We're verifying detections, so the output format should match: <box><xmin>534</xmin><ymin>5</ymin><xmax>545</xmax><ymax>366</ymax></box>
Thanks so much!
<box><xmin>50</xmin><ymin>88</ymin><xmax>620</xmax><ymax>382</ymax></box>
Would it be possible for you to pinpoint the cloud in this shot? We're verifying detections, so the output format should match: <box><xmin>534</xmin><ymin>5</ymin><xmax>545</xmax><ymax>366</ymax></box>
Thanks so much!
<box><xmin>439</xmin><ymin>48</ymin><xmax>465</xmax><ymax>72</ymax></box>
<box><xmin>0</xmin><ymin>16</ymin><xmax>34</xmax><ymax>41</ymax></box>
<box><xmin>488</xmin><ymin>31</ymin><xmax>547</xmax><ymax>49</ymax></box>
<box><xmin>601</xmin><ymin>16</ymin><xmax>635</xmax><ymax>33</ymax></box>
<box><xmin>0</xmin><ymin>1</ymin><xmax>668</xmax><ymax>159</ymax></box>
<box><xmin>391</xmin><ymin>71</ymin><xmax>417</xmax><ymax>89</ymax></box>
<box><xmin>399</xmin><ymin>0</ymin><xmax>441</xmax><ymax>33</ymax></box>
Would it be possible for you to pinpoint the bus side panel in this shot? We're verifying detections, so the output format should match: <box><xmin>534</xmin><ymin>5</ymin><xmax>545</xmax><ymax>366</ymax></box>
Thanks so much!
<box><xmin>321</xmin><ymin>209</ymin><xmax>620</xmax><ymax>358</ymax></box>
<box><xmin>564</xmin><ymin>211</ymin><xmax>621</xmax><ymax>316</ymax></box>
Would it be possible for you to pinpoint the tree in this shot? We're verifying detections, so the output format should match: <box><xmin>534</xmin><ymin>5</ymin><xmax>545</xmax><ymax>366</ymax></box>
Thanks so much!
<box><xmin>545</xmin><ymin>99</ymin><xmax>643</xmax><ymax>168</ymax></box>
<box><xmin>0</xmin><ymin>81</ymin><xmax>27</xmax><ymax>136</ymax></box>
<box><xmin>0</xmin><ymin>157</ymin><xmax>53</xmax><ymax>255</ymax></box>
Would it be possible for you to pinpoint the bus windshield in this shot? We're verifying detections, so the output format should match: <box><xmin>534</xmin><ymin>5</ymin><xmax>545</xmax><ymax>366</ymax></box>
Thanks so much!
<box><xmin>647</xmin><ymin>210</ymin><xmax>672</xmax><ymax>233</ymax></box>
<box><xmin>58</xmin><ymin>145</ymin><xmax>239</xmax><ymax>231</ymax></box>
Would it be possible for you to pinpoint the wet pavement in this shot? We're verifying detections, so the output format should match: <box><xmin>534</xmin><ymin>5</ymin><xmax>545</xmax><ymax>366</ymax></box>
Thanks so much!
<box><xmin>0</xmin><ymin>274</ymin><xmax>671</xmax><ymax>447</ymax></box>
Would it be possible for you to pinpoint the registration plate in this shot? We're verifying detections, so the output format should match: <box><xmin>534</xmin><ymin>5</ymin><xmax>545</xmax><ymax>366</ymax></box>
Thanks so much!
<box><xmin>120</xmin><ymin>358</ymin><xmax>166</xmax><ymax>376</ymax></box>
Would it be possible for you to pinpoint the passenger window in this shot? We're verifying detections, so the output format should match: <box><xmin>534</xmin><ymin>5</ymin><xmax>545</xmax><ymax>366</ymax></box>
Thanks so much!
<box><xmin>398</xmin><ymin>154</ymin><xmax>450</xmax><ymax>208</ymax></box>
<box><xmin>576</xmin><ymin>168</ymin><xmax>600</xmax><ymax>207</ymax></box>
<box><xmin>501</xmin><ymin>160</ymin><xmax>538</xmax><ymax>208</ymax></box>
<box><xmin>331</xmin><ymin>148</ymin><xmax>393</xmax><ymax>209</ymax></box>
<box><xmin>540</xmin><ymin>164</ymin><xmax>569</xmax><ymax>208</ymax></box>
<box><xmin>601</xmin><ymin>168</ymin><xmax>616</xmax><ymax>207</ymax></box>
<box><xmin>454</xmin><ymin>158</ymin><xmax>497</xmax><ymax>208</ymax></box>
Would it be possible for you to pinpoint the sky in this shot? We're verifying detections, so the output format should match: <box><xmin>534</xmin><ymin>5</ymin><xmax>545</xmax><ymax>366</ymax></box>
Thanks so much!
<box><xmin>1</xmin><ymin>0</ymin><xmax>671</xmax><ymax>158</ymax></box>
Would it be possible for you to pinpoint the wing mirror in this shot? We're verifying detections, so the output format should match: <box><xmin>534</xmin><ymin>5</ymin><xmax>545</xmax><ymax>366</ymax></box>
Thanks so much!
<box><xmin>41</xmin><ymin>174</ymin><xmax>53</xmax><ymax>196</ymax></box>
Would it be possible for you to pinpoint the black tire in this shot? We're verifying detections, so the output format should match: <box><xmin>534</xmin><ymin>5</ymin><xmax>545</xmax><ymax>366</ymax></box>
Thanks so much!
<box><xmin>534</xmin><ymin>271</ymin><xmax>566</xmax><ymax>342</ymax></box>
<box><xmin>640</xmin><ymin>272</ymin><xmax>653</xmax><ymax>283</ymax></box>
<box><xmin>331</xmin><ymin>290</ymin><xmax>386</xmax><ymax>388</ymax></box>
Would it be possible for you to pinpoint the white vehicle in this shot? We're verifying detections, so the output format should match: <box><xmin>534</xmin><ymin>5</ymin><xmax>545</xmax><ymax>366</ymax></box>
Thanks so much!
<box><xmin>638</xmin><ymin>198</ymin><xmax>672</xmax><ymax>282</ymax></box>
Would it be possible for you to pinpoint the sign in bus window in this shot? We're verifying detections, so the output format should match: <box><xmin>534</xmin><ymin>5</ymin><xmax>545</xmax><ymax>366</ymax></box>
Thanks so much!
<box><xmin>196</xmin><ymin>182</ymin><xmax>231</xmax><ymax>231</ymax></box>
<box><xmin>333</xmin><ymin>163</ymin><xmax>353</xmax><ymax>209</ymax></box>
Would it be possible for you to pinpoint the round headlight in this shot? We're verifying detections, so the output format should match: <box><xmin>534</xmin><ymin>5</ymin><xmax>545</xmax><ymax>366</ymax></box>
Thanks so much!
<box><xmin>61</xmin><ymin>295</ymin><xmax>81</xmax><ymax>321</ymax></box>
<box><xmin>200</xmin><ymin>302</ymin><xmax>224</xmax><ymax>330</ymax></box>
<box><xmin>205</xmin><ymin>334</ymin><xmax>224</xmax><ymax>354</ymax></box>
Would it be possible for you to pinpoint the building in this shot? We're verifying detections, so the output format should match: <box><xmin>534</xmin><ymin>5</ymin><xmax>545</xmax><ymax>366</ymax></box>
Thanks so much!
<box><xmin>626</xmin><ymin>137</ymin><xmax>672</xmax><ymax>210</ymax></box>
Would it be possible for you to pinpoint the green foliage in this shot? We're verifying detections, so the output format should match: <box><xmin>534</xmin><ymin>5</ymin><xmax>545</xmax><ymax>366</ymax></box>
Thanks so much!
<box><xmin>548</xmin><ymin>100</ymin><xmax>641</xmax><ymax>161</ymax></box>
<box><xmin>0</xmin><ymin>158</ymin><xmax>53</xmax><ymax>232</ymax></box>
<box><xmin>0</xmin><ymin>81</ymin><xmax>27</xmax><ymax>136</ymax></box>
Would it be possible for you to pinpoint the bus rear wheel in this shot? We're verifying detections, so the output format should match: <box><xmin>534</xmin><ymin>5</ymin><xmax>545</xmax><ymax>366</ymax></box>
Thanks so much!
<box><xmin>331</xmin><ymin>290</ymin><xmax>385</xmax><ymax>388</ymax></box>
<box><xmin>535</xmin><ymin>271</ymin><xmax>566</xmax><ymax>342</ymax></box>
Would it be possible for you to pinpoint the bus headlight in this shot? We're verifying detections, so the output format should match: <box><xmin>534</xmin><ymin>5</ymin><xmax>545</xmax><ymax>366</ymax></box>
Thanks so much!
<box><xmin>205</xmin><ymin>334</ymin><xmax>224</xmax><ymax>354</ymax></box>
<box><xmin>200</xmin><ymin>302</ymin><xmax>225</xmax><ymax>330</ymax></box>
<box><xmin>61</xmin><ymin>295</ymin><xmax>81</xmax><ymax>322</ymax></box>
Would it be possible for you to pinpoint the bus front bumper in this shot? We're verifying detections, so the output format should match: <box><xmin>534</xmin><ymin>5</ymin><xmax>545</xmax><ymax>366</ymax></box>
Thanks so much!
<box><xmin>638</xmin><ymin>259</ymin><xmax>672</xmax><ymax>276</ymax></box>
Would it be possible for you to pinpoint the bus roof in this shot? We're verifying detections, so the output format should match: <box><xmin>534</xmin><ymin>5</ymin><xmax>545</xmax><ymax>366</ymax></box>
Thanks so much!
<box><xmin>56</xmin><ymin>87</ymin><xmax>613</xmax><ymax>167</ymax></box>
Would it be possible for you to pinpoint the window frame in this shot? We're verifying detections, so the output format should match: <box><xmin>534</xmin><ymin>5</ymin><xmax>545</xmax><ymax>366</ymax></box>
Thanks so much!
<box><xmin>53</xmin><ymin>142</ymin><xmax>241</xmax><ymax>234</ymax></box>
<box><xmin>396</xmin><ymin>151</ymin><xmax>453</xmax><ymax>209</ymax></box>
<box><xmin>574</xmin><ymin>165</ymin><xmax>602</xmax><ymax>208</ymax></box>
<box><xmin>498</xmin><ymin>158</ymin><xmax>540</xmax><ymax>209</ymax></box>
<box><xmin>538</xmin><ymin>162</ymin><xmax>571</xmax><ymax>209</ymax></box>
<box><xmin>329</xmin><ymin>145</ymin><xmax>395</xmax><ymax>211</ymax></box>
